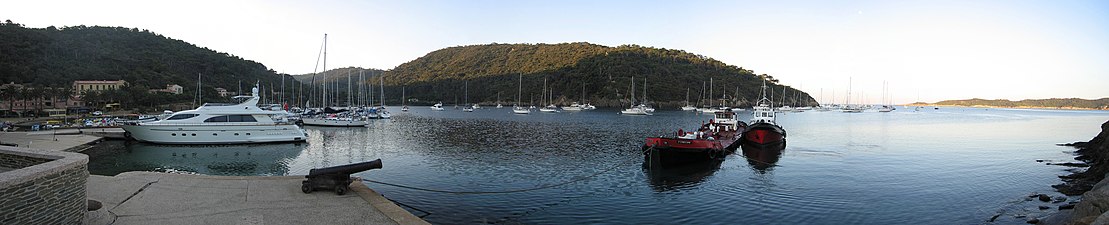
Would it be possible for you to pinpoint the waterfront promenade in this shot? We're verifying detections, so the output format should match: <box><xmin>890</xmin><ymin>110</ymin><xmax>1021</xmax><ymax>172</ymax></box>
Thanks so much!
<box><xmin>0</xmin><ymin>130</ymin><xmax>428</xmax><ymax>225</ymax></box>
<box><xmin>86</xmin><ymin>172</ymin><xmax>427</xmax><ymax>225</ymax></box>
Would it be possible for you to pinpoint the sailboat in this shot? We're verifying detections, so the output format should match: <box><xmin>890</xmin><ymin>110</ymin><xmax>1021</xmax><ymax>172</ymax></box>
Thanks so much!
<box><xmin>699</xmin><ymin>78</ymin><xmax>722</xmax><ymax>113</ymax></box>
<box><xmin>681</xmin><ymin>88</ymin><xmax>696</xmax><ymax>111</ymax></box>
<box><xmin>878</xmin><ymin>81</ymin><xmax>894</xmax><ymax>112</ymax></box>
<box><xmin>638</xmin><ymin>77</ymin><xmax>656</xmax><ymax>113</ymax></box>
<box><xmin>496</xmin><ymin>92</ymin><xmax>504</xmax><ymax>108</ymax></box>
<box><xmin>301</xmin><ymin>35</ymin><xmax>369</xmax><ymax>127</ymax></box>
<box><xmin>842</xmin><ymin>77</ymin><xmax>863</xmax><ymax>113</ymax></box>
<box><xmin>512</xmin><ymin>74</ymin><xmax>530</xmax><ymax>114</ymax></box>
<box><xmin>539</xmin><ymin>78</ymin><xmax>559</xmax><ymax>112</ymax></box>
<box><xmin>730</xmin><ymin>86</ymin><xmax>747</xmax><ymax>112</ymax></box>
<box><xmin>463</xmin><ymin>81</ymin><xmax>474</xmax><ymax>112</ymax></box>
<box><xmin>377</xmin><ymin>75</ymin><xmax>391</xmax><ymax>119</ymax></box>
<box><xmin>621</xmin><ymin>77</ymin><xmax>651</xmax><ymax>115</ymax></box>
<box><xmin>401</xmin><ymin>86</ymin><xmax>409</xmax><ymax>111</ymax></box>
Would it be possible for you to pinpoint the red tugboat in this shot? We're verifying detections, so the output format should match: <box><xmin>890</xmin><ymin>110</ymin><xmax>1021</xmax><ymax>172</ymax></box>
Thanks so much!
<box><xmin>744</xmin><ymin>80</ymin><xmax>787</xmax><ymax>145</ymax></box>
<box><xmin>643</xmin><ymin>111</ymin><xmax>747</xmax><ymax>166</ymax></box>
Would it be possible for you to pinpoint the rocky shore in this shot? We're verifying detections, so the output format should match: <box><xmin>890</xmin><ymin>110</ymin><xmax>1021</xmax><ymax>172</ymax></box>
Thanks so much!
<box><xmin>1042</xmin><ymin>120</ymin><xmax>1109</xmax><ymax>224</ymax></box>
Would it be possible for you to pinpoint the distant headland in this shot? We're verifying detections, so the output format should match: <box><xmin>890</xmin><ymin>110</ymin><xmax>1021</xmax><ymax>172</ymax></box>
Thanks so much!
<box><xmin>908</xmin><ymin>98</ymin><xmax>1109</xmax><ymax>110</ymax></box>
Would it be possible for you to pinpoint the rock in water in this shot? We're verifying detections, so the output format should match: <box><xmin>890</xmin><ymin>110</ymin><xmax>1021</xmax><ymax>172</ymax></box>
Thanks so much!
<box><xmin>1027</xmin><ymin>217</ymin><xmax>1040</xmax><ymax>224</ymax></box>
<box><xmin>1060</xmin><ymin>203</ymin><xmax>1076</xmax><ymax>210</ymax></box>
<box><xmin>1040</xmin><ymin>205</ymin><xmax>1051</xmax><ymax>210</ymax></box>
<box><xmin>1039</xmin><ymin>194</ymin><xmax>1053</xmax><ymax>202</ymax></box>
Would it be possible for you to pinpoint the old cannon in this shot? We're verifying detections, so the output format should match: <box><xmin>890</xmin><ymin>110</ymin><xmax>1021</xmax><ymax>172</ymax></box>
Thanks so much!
<box><xmin>302</xmin><ymin>159</ymin><xmax>382</xmax><ymax>195</ymax></box>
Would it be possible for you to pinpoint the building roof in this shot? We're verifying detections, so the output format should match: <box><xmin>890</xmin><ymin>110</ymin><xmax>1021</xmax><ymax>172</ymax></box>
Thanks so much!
<box><xmin>73</xmin><ymin>80</ymin><xmax>126</xmax><ymax>84</ymax></box>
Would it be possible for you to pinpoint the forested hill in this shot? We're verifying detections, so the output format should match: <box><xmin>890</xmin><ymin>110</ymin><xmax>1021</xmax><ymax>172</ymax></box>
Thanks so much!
<box><xmin>291</xmin><ymin>67</ymin><xmax>386</xmax><ymax>84</ymax></box>
<box><xmin>0</xmin><ymin>21</ymin><xmax>297</xmax><ymax>91</ymax></box>
<box><xmin>924</xmin><ymin>98</ymin><xmax>1109</xmax><ymax>110</ymax></box>
<box><xmin>375</xmin><ymin>43</ymin><xmax>816</xmax><ymax>107</ymax></box>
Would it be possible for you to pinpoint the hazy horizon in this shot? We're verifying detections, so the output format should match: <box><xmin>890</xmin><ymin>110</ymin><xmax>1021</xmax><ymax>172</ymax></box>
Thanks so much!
<box><xmin>3</xmin><ymin>0</ymin><xmax>1106</xmax><ymax>104</ymax></box>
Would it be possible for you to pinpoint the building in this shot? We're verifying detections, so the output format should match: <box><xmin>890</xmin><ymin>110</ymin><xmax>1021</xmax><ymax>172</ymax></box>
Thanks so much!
<box><xmin>215</xmin><ymin>88</ymin><xmax>236</xmax><ymax>97</ymax></box>
<box><xmin>73</xmin><ymin>80</ymin><xmax>127</xmax><ymax>94</ymax></box>
<box><xmin>149</xmin><ymin>84</ymin><xmax>183</xmax><ymax>95</ymax></box>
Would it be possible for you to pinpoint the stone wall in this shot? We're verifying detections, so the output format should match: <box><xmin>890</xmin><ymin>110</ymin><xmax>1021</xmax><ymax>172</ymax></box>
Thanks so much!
<box><xmin>0</xmin><ymin>152</ymin><xmax>51</xmax><ymax>169</ymax></box>
<box><xmin>0</xmin><ymin>146</ymin><xmax>89</xmax><ymax>225</ymax></box>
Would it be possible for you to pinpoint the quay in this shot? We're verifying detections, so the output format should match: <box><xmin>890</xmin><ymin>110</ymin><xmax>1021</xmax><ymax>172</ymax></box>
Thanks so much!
<box><xmin>0</xmin><ymin>129</ymin><xmax>429</xmax><ymax>225</ymax></box>
<box><xmin>86</xmin><ymin>172</ymin><xmax>427</xmax><ymax>225</ymax></box>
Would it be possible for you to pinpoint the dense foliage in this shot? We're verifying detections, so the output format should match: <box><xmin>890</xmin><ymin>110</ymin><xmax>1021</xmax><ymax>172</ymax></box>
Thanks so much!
<box><xmin>0</xmin><ymin>20</ymin><xmax>298</xmax><ymax>111</ymax></box>
<box><xmin>931</xmin><ymin>98</ymin><xmax>1109</xmax><ymax>110</ymax></box>
<box><xmin>367</xmin><ymin>43</ymin><xmax>815</xmax><ymax>107</ymax></box>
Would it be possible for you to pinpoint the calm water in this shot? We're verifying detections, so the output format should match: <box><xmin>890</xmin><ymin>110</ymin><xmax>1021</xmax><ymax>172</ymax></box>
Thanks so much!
<box><xmin>85</xmin><ymin>107</ymin><xmax>1109</xmax><ymax>224</ymax></box>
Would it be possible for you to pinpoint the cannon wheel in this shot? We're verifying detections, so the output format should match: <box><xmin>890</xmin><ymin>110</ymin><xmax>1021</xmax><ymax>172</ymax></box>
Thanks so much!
<box><xmin>301</xmin><ymin>183</ymin><xmax>312</xmax><ymax>193</ymax></box>
<box><xmin>335</xmin><ymin>185</ymin><xmax>347</xmax><ymax>195</ymax></box>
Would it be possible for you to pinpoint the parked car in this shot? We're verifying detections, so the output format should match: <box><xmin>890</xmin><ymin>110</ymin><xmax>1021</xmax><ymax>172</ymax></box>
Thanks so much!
<box><xmin>92</xmin><ymin>111</ymin><xmax>103</xmax><ymax>116</ymax></box>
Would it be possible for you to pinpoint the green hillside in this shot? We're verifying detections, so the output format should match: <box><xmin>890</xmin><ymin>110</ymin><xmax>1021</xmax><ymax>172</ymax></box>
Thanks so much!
<box><xmin>0</xmin><ymin>21</ymin><xmax>298</xmax><ymax>110</ymax></box>
<box><xmin>367</xmin><ymin>43</ymin><xmax>814</xmax><ymax>108</ymax></box>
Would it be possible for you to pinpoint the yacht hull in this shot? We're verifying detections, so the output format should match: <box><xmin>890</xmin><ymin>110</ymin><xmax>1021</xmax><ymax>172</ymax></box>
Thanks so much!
<box><xmin>122</xmin><ymin>124</ymin><xmax>307</xmax><ymax>144</ymax></box>
<box><xmin>743</xmin><ymin>122</ymin><xmax>786</xmax><ymax>145</ymax></box>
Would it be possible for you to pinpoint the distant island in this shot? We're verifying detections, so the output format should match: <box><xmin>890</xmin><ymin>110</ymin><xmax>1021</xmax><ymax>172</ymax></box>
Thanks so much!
<box><xmin>909</xmin><ymin>98</ymin><xmax>1109</xmax><ymax>110</ymax></box>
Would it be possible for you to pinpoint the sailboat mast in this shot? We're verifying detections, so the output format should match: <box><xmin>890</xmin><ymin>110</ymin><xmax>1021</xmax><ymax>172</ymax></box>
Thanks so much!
<box><xmin>322</xmin><ymin>34</ymin><xmax>328</xmax><ymax>107</ymax></box>
<box><xmin>630</xmin><ymin>77</ymin><xmax>635</xmax><ymax>105</ymax></box>
<box><xmin>642</xmin><ymin>77</ymin><xmax>647</xmax><ymax>105</ymax></box>
<box><xmin>517</xmin><ymin>74</ymin><xmax>522</xmax><ymax>106</ymax></box>
<box><xmin>380</xmin><ymin>75</ymin><xmax>385</xmax><ymax>107</ymax></box>
<box><xmin>347</xmin><ymin>70</ymin><xmax>352</xmax><ymax>108</ymax></box>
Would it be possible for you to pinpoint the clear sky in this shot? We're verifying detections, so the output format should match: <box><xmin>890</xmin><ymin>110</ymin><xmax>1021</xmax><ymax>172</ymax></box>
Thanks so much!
<box><xmin>3</xmin><ymin>0</ymin><xmax>1107</xmax><ymax>103</ymax></box>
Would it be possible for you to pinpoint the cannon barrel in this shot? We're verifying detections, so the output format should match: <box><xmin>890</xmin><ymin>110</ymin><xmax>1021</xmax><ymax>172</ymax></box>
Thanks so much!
<box><xmin>307</xmin><ymin>159</ymin><xmax>382</xmax><ymax>177</ymax></box>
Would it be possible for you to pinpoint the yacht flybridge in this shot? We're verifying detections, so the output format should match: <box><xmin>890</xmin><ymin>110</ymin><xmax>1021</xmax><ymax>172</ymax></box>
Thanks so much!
<box><xmin>122</xmin><ymin>86</ymin><xmax>307</xmax><ymax>144</ymax></box>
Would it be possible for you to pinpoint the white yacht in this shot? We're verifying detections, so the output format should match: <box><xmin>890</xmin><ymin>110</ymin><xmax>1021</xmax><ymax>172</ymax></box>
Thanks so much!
<box><xmin>513</xmin><ymin>105</ymin><xmax>530</xmax><ymax>114</ymax></box>
<box><xmin>540</xmin><ymin>104</ymin><xmax>560</xmax><ymax>113</ymax></box>
<box><xmin>621</xmin><ymin>105</ymin><xmax>651</xmax><ymax>115</ymax></box>
<box><xmin>562</xmin><ymin>102</ymin><xmax>584</xmax><ymax>111</ymax></box>
<box><xmin>431</xmin><ymin>102</ymin><xmax>445</xmax><ymax>111</ymax></box>
<box><xmin>582</xmin><ymin>103</ymin><xmax>597</xmax><ymax>110</ymax></box>
<box><xmin>122</xmin><ymin>86</ymin><xmax>307</xmax><ymax>144</ymax></box>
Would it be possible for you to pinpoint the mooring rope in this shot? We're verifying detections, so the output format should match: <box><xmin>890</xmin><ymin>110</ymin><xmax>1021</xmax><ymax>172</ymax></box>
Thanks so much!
<box><xmin>363</xmin><ymin>143</ymin><xmax>782</xmax><ymax>195</ymax></box>
<box><xmin>362</xmin><ymin>147</ymin><xmax>653</xmax><ymax>195</ymax></box>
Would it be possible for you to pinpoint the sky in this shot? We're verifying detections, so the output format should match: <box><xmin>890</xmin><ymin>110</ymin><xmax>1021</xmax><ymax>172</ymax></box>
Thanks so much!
<box><xmin>3</xmin><ymin>0</ymin><xmax>1107</xmax><ymax>103</ymax></box>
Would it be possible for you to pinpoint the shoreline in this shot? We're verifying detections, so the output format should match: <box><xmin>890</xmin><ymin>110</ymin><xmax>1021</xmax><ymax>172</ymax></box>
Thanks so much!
<box><xmin>1040</xmin><ymin>120</ymin><xmax>1109</xmax><ymax>224</ymax></box>
<box><xmin>904</xmin><ymin>104</ymin><xmax>1108</xmax><ymax>111</ymax></box>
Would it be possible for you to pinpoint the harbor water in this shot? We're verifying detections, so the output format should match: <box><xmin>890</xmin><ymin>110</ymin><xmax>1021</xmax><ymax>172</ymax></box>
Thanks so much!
<box><xmin>84</xmin><ymin>107</ymin><xmax>1109</xmax><ymax>224</ymax></box>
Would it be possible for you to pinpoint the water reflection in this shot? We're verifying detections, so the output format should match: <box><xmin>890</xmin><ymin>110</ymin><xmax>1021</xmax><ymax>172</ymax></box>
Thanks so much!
<box><xmin>740</xmin><ymin>141</ymin><xmax>786</xmax><ymax>173</ymax></box>
<box><xmin>642</xmin><ymin>160</ymin><xmax>723</xmax><ymax>192</ymax></box>
<box><xmin>86</xmin><ymin>140</ymin><xmax>306</xmax><ymax>176</ymax></box>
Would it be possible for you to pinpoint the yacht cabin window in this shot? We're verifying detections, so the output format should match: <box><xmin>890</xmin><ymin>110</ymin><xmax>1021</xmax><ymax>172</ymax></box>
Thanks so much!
<box><xmin>165</xmin><ymin>114</ymin><xmax>199</xmax><ymax>120</ymax></box>
<box><xmin>203</xmin><ymin>115</ymin><xmax>258</xmax><ymax>123</ymax></box>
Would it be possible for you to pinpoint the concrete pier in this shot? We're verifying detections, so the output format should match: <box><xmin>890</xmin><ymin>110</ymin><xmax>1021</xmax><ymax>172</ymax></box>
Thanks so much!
<box><xmin>86</xmin><ymin>172</ymin><xmax>429</xmax><ymax>225</ymax></box>
<box><xmin>0</xmin><ymin>129</ymin><xmax>430</xmax><ymax>225</ymax></box>
<box><xmin>0</xmin><ymin>130</ymin><xmax>103</xmax><ymax>152</ymax></box>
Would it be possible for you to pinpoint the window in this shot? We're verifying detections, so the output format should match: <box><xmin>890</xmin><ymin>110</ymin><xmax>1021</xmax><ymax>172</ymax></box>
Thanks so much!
<box><xmin>205</xmin><ymin>115</ymin><xmax>257</xmax><ymax>123</ymax></box>
<box><xmin>204</xmin><ymin>116</ymin><xmax>229</xmax><ymax>123</ymax></box>
<box><xmin>166</xmin><ymin>114</ymin><xmax>199</xmax><ymax>120</ymax></box>
<box><xmin>238</xmin><ymin>115</ymin><xmax>257</xmax><ymax>122</ymax></box>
